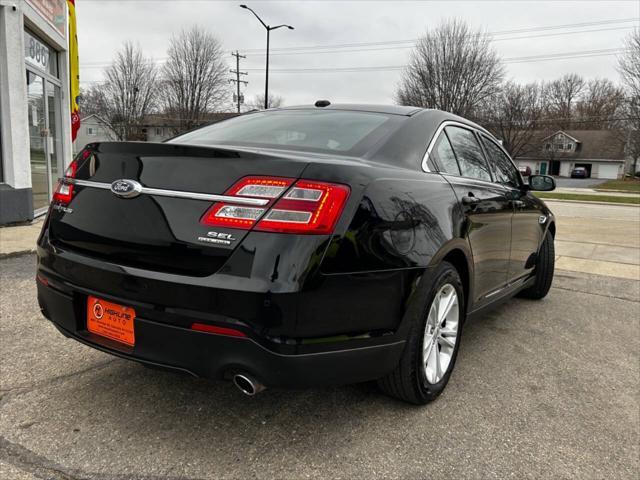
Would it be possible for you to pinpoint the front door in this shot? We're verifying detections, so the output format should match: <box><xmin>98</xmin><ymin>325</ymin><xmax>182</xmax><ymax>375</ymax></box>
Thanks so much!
<box><xmin>27</xmin><ymin>72</ymin><xmax>61</xmax><ymax>213</ymax></box>
<box><xmin>480</xmin><ymin>134</ymin><xmax>542</xmax><ymax>283</ymax></box>
<box><xmin>447</xmin><ymin>178</ymin><xmax>513</xmax><ymax>301</ymax></box>
<box><xmin>539</xmin><ymin>162</ymin><xmax>547</xmax><ymax>175</ymax></box>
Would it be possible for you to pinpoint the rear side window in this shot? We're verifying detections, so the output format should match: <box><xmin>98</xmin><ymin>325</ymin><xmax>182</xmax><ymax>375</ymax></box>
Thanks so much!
<box><xmin>169</xmin><ymin>110</ymin><xmax>400</xmax><ymax>155</ymax></box>
<box><xmin>481</xmin><ymin>136</ymin><xmax>521</xmax><ymax>189</ymax></box>
<box><xmin>445</xmin><ymin>126</ymin><xmax>492</xmax><ymax>182</ymax></box>
<box><xmin>431</xmin><ymin>133</ymin><xmax>460</xmax><ymax>175</ymax></box>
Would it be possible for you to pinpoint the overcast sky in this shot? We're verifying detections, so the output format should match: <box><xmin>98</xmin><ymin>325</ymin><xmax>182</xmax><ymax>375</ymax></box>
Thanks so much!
<box><xmin>77</xmin><ymin>0</ymin><xmax>640</xmax><ymax>108</ymax></box>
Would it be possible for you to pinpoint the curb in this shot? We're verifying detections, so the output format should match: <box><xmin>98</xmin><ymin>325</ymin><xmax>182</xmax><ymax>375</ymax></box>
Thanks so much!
<box><xmin>541</xmin><ymin>198</ymin><xmax>640</xmax><ymax>207</ymax></box>
<box><xmin>0</xmin><ymin>249</ymin><xmax>37</xmax><ymax>260</ymax></box>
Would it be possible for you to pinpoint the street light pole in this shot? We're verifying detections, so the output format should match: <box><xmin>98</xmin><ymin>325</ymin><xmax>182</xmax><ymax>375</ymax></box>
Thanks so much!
<box><xmin>265</xmin><ymin>27</ymin><xmax>269</xmax><ymax>110</ymax></box>
<box><xmin>240</xmin><ymin>4</ymin><xmax>293</xmax><ymax>110</ymax></box>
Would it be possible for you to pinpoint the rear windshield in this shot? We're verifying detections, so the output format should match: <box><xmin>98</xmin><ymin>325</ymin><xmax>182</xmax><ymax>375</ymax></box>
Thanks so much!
<box><xmin>169</xmin><ymin>109</ymin><xmax>403</xmax><ymax>155</ymax></box>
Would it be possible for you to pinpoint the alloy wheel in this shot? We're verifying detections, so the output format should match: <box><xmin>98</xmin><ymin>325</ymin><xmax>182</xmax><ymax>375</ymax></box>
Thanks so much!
<box><xmin>422</xmin><ymin>283</ymin><xmax>459</xmax><ymax>384</ymax></box>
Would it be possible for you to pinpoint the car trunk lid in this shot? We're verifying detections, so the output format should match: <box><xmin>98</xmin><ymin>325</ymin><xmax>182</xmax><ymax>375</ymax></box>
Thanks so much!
<box><xmin>48</xmin><ymin>142</ymin><xmax>310</xmax><ymax>276</ymax></box>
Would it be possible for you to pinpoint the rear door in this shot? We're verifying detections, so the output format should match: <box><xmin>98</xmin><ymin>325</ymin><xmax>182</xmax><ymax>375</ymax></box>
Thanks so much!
<box><xmin>431</xmin><ymin>126</ymin><xmax>513</xmax><ymax>304</ymax></box>
<box><xmin>480</xmin><ymin>135</ymin><xmax>542</xmax><ymax>283</ymax></box>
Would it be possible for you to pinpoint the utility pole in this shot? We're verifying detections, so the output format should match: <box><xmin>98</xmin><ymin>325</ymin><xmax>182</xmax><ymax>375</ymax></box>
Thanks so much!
<box><xmin>230</xmin><ymin>51</ymin><xmax>248</xmax><ymax>113</ymax></box>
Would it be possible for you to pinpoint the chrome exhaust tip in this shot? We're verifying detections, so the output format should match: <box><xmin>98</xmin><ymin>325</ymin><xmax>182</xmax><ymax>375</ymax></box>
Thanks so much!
<box><xmin>233</xmin><ymin>373</ymin><xmax>266</xmax><ymax>396</ymax></box>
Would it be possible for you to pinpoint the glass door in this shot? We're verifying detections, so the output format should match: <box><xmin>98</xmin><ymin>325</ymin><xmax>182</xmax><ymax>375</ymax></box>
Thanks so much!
<box><xmin>27</xmin><ymin>71</ymin><xmax>49</xmax><ymax>211</ymax></box>
<box><xmin>27</xmin><ymin>72</ymin><xmax>63</xmax><ymax>213</ymax></box>
<box><xmin>46</xmin><ymin>81</ymin><xmax>62</xmax><ymax>194</ymax></box>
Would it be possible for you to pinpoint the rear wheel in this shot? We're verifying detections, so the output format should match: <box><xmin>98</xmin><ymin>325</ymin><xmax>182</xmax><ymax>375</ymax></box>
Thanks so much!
<box><xmin>519</xmin><ymin>230</ymin><xmax>554</xmax><ymax>300</ymax></box>
<box><xmin>377</xmin><ymin>262</ymin><xmax>464</xmax><ymax>405</ymax></box>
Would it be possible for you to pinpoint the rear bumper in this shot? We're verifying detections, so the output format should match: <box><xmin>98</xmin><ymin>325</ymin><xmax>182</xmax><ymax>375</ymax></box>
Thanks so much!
<box><xmin>37</xmin><ymin>279</ymin><xmax>406</xmax><ymax>388</ymax></box>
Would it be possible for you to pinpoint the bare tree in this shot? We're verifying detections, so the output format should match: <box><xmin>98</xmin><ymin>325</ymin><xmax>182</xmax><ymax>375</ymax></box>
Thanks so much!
<box><xmin>618</xmin><ymin>28</ymin><xmax>640</xmax><ymax>98</ymax></box>
<box><xmin>78</xmin><ymin>85</ymin><xmax>108</xmax><ymax>118</ymax></box>
<box><xmin>575</xmin><ymin>78</ymin><xmax>625</xmax><ymax>129</ymax></box>
<box><xmin>101</xmin><ymin>42</ymin><xmax>158</xmax><ymax>140</ymax></box>
<box><xmin>618</xmin><ymin>29</ymin><xmax>640</xmax><ymax>174</ymax></box>
<box><xmin>395</xmin><ymin>19</ymin><xmax>504</xmax><ymax>117</ymax></box>
<box><xmin>162</xmin><ymin>26</ymin><xmax>229</xmax><ymax>133</ymax></box>
<box><xmin>541</xmin><ymin>73</ymin><xmax>585</xmax><ymax>129</ymax></box>
<box><xmin>249</xmin><ymin>93</ymin><xmax>284</xmax><ymax>110</ymax></box>
<box><xmin>479</xmin><ymin>82</ymin><xmax>543</xmax><ymax>158</ymax></box>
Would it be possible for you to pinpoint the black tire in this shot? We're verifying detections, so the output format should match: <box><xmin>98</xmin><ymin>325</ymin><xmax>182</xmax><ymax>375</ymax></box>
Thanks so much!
<box><xmin>377</xmin><ymin>262</ymin><xmax>465</xmax><ymax>405</ymax></box>
<box><xmin>519</xmin><ymin>230</ymin><xmax>555</xmax><ymax>300</ymax></box>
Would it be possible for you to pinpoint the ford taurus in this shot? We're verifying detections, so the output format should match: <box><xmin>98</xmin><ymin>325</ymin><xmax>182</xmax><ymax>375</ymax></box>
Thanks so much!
<box><xmin>36</xmin><ymin>103</ymin><xmax>556</xmax><ymax>404</ymax></box>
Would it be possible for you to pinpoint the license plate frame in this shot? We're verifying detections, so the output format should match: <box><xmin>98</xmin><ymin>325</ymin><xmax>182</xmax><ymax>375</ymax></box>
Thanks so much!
<box><xmin>87</xmin><ymin>296</ymin><xmax>136</xmax><ymax>347</ymax></box>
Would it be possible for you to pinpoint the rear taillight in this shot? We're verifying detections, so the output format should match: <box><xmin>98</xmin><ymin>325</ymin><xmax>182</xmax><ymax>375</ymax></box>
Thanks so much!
<box><xmin>201</xmin><ymin>176</ymin><xmax>350</xmax><ymax>235</ymax></box>
<box><xmin>52</xmin><ymin>149</ymin><xmax>90</xmax><ymax>205</ymax></box>
<box><xmin>52</xmin><ymin>160</ymin><xmax>78</xmax><ymax>204</ymax></box>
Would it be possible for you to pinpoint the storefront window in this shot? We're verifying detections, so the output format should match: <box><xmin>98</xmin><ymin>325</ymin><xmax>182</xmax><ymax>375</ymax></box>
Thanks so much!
<box><xmin>24</xmin><ymin>30</ymin><xmax>58</xmax><ymax>78</ymax></box>
<box><xmin>24</xmin><ymin>29</ymin><xmax>62</xmax><ymax>214</ymax></box>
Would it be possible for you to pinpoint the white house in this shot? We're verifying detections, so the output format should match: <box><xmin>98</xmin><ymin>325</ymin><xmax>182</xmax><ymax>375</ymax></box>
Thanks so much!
<box><xmin>73</xmin><ymin>114</ymin><xmax>116</xmax><ymax>153</ymax></box>
<box><xmin>515</xmin><ymin>130</ymin><xmax>627</xmax><ymax>179</ymax></box>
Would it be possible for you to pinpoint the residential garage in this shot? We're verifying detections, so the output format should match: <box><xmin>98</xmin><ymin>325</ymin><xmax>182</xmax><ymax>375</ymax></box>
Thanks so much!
<box><xmin>515</xmin><ymin>130</ymin><xmax>628</xmax><ymax>180</ymax></box>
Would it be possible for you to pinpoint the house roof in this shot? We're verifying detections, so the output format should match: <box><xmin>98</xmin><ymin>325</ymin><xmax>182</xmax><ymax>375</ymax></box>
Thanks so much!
<box><xmin>522</xmin><ymin>129</ymin><xmax>627</xmax><ymax>161</ymax></box>
<box><xmin>79</xmin><ymin>113</ymin><xmax>111</xmax><ymax>125</ymax></box>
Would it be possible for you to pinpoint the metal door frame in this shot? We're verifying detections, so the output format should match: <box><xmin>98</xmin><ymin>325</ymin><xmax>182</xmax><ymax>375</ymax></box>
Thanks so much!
<box><xmin>26</xmin><ymin>65</ymin><xmax>62</xmax><ymax>217</ymax></box>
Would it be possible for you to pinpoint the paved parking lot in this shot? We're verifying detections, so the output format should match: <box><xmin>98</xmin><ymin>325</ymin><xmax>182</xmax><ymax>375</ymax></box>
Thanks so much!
<box><xmin>1</xmin><ymin>202</ymin><xmax>638</xmax><ymax>479</ymax></box>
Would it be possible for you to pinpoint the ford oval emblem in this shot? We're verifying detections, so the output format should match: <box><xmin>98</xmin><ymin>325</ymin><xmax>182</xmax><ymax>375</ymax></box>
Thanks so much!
<box><xmin>110</xmin><ymin>179</ymin><xmax>142</xmax><ymax>198</ymax></box>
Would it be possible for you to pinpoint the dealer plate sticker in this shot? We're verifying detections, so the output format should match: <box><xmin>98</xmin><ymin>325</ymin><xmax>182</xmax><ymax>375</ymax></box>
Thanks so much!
<box><xmin>87</xmin><ymin>296</ymin><xmax>136</xmax><ymax>346</ymax></box>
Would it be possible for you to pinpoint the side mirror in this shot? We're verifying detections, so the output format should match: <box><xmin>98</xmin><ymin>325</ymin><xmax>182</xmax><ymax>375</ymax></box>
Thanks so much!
<box><xmin>528</xmin><ymin>175</ymin><xmax>555</xmax><ymax>192</ymax></box>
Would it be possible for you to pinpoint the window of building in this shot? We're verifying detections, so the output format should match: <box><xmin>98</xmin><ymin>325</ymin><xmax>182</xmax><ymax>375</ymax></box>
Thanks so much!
<box><xmin>445</xmin><ymin>126</ymin><xmax>492</xmax><ymax>182</ymax></box>
<box><xmin>556</xmin><ymin>144</ymin><xmax>564</xmax><ymax>150</ymax></box>
<box><xmin>86</xmin><ymin>127</ymin><xmax>95</xmax><ymax>135</ymax></box>
<box><xmin>566</xmin><ymin>143</ymin><xmax>573</xmax><ymax>150</ymax></box>
<box><xmin>545</xmin><ymin>143</ymin><xmax>551</xmax><ymax>150</ymax></box>
<box><xmin>155</xmin><ymin>127</ymin><xmax>163</xmax><ymax>136</ymax></box>
<box><xmin>24</xmin><ymin>30</ymin><xmax>58</xmax><ymax>78</ymax></box>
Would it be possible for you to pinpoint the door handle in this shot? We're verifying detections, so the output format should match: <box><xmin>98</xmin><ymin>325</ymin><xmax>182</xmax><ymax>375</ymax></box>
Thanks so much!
<box><xmin>461</xmin><ymin>195</ymin><xmax>480</xmax><ymax>206</ymax></box>
<box><xmin>511</xmin><ymin>200</ymin><xmax>525</xmax><ymax>208</ymax></box>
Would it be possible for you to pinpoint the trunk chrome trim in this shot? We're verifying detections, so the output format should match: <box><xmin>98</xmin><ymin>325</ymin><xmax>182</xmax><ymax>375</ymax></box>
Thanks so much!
<box><xmin>61</xmin><ymin>178</ymin><xmax>270</xmax><ymax>206</ymax></box>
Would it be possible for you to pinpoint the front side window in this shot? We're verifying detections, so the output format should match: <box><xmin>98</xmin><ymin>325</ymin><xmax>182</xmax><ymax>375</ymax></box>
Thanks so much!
<box><xmin>481</xmin><ymin>136</ymin><xmax>521</xmax><ymax>189</ymax></box>
<box><xmin>445</xmin><ymin>126</ymin><xmax>492</xmax><ymax>182</ymax></box>
<box><xmin>431</xmin><ymin>132</ymin><xmax>460</xmax><ymax>176</ymax></box>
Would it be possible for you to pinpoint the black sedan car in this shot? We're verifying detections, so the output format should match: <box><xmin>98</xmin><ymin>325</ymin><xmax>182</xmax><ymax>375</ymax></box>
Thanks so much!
<box><xmin>37</xmin><ymin>104</ymin><xmax>556</xmax><ymax>404</ymax></box>
<box><xmin>571</xmin><ymin>166</ymin><xmax>588</xmax><ymax>178</ymax></box>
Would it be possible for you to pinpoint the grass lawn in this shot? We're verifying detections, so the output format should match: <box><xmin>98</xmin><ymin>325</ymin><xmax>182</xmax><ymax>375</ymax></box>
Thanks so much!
<box><xmin>533</xmin><ymin>192</ymin><xmax>640</xmax><ymax>205</ymax></box>
<box><xmin>595</xmin><ymin>179</ymin><xmax>640</xmax><ymax>193</ymax></box>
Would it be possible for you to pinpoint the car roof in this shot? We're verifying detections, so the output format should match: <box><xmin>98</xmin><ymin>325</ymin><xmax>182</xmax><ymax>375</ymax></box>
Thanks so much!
<box><xmin>277</xmin><ymin>103</ymin><xmax>424</xmax><ymax>116</ymax></box>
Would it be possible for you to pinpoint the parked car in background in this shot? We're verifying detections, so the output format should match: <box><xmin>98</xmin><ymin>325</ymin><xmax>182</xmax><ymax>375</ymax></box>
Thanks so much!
<box><xmin>571</xmin><ymin>166</ymin><xmax>588</xmax><ymax>178</ymax></box>
<box><xmin>518</xmin><ymin>165</ymin><xmax>531</xmax><ymax>177</ymax></box>
<box><xmin>37</xmin><ymin>104</ymin><xmax>557</xmax><ymax>405</ymax></box>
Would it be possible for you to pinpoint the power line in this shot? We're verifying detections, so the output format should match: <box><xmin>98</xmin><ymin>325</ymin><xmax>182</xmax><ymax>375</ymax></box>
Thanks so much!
<box><xmin>78</xmin><ymin>46</ymin><xmax>629</xmax><ymax>72</ymax></box>
<box><xmin>241</xmin><ymin>18</ymin><xmax>639</xmax><ymax>53</ymax></box>
<box><xmin>79</xmin><ymin>47</ymin><xmax>628</xmax><ymax>84</ymax></box>
<box><xmin>240</xmin><ymin>26</ymin><xmax>636</xmax><ymax>57</ymax></box>
<box><xmin>79</xmin><ymin>17</ymin><xmax>638</xmax><ymax>68</ymax></box>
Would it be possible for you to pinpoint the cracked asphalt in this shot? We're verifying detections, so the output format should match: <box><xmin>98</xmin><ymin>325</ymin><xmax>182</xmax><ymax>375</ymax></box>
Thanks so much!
<box><xmin>1</xmin><ymin>252</ymin><xmax>638</xmax><ymax>480</ymax></box>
